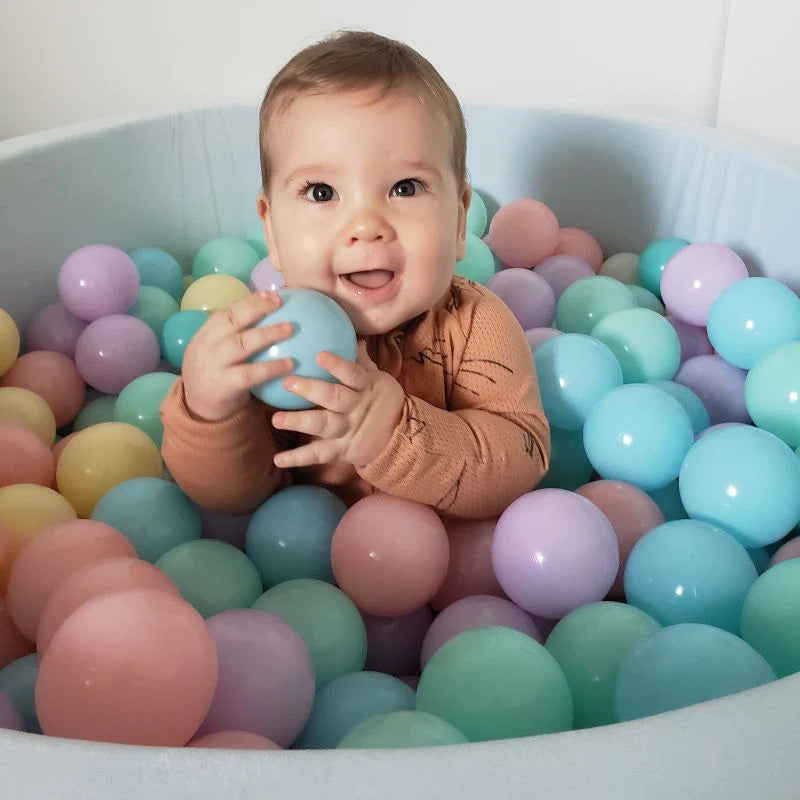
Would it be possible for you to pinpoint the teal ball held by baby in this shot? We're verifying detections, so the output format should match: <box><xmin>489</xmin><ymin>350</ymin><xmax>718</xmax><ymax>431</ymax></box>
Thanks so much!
<box><xmin>249</xmin><ymin>288</ymin><xmax>357</xmax><ymax>410</ymax></box>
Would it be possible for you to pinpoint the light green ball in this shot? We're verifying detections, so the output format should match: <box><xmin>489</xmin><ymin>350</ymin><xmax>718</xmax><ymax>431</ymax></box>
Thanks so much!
<box><xmin>192</xmin><ymin>237</ymin><xmax>261</xmax><ymax>284</ymax></box>
<box><xmin>114</xmin><ymin>372</ymin><xmax>177</xmax><ymax>448</ymax></box>
<box><xmin>545</xmin><ymin>601</ymin><xmax>662</xmax><ymax>728</ymax></box>
<box><xmin>245</xmin><ymin>229</ymin><xmax>269</xmax><ymax>259</ymax></box>
<box><xmin>637</xmin><ymin>237</ymin><xmax>690</xmax><ymax>298</ymax></box>
<box><xmin>466</xmin><ymin>191</ymin><xmax>488</xmax><ymax>236</ymax></box>
<box><xmin>74</xmin><ymin>395</ymin><xmax>117</xmax><ymax>431</ymax></box>
<box><xmin>337</xmin><ymin>710</ymin><xmax>468</xmax><ymax>749</ymax></box>
<box><xmin>555</xmin><ymin>276</ymin><xmax>637</xmax><ymax>335</ymax></box>
<box><xmin>416</xmin><ymin>626</ymin><xmax>573</xmax><ymax>742</ymax></box>
<box><xmin>128</xmin><ymin>285</ymin><xmax>180</xmax><ymax>343</ymax></box>
<box><xmin>628</xmin><ymin>284</ymin><xmax>665</xmax><ymax>314</ymax></box>
<box><xmin>455</xmin><ymin>233</ymin><xmax>495</xmax><ymax>284</ymax></box>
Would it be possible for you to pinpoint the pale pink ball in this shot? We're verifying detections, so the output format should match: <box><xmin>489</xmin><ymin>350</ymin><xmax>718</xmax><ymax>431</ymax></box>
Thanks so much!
<box><xmin>0</xmin><ymin>595</ymin><xmax>34</xmax><ymax>670</ymax></box>
<box><xmin>524</xmin><ymin>327</ymin><xmax>563</xmax><ymax>352</ymax></box>
<box><xmin>551</xmin><ymin>228</ymin><xmax>604</xmax><ymax>272</ymax></box>
<box><xmin>0</xmin><ymin>423</ymin><xmax>55</xmax><ymax>489</ymax></box>
<box><xmin>188</xmin><ymin>730</ymin><xmax>282</xmax><ymax>750</ymax></box>
<box><xmin>485</xmin><ymin>198</ymin><xmax>559</xmax><ymax>268</ymax></box>
<box><xmin>768</xmin><ymin>536</ymin><xmax>800</xmax><ymax>568</ymax></box>
<box><xmin>52</xmin><ymin>432</ymin><xmax>78</xmax><ymax>471</ymax></box>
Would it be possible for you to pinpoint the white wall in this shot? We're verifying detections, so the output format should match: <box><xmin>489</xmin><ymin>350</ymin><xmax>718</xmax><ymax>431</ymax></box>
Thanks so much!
<box><xmin>0</xmin><ymin>0</ymin><xmax>797</xmax><ymax>152</ymax></box>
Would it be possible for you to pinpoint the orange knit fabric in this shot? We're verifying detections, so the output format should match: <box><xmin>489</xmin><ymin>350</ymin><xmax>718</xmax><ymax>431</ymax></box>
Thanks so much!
<box><xmin>160</xmin><ymin>275</ymin><xmax>551</xmax><ymax>519</ymax></box>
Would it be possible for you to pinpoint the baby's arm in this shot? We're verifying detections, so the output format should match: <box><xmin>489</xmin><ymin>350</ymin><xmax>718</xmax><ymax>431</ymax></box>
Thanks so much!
<box><xmin>357</xmin><ymin>286</ymin><xmax>550</xmax><ymax>518</ymax></box>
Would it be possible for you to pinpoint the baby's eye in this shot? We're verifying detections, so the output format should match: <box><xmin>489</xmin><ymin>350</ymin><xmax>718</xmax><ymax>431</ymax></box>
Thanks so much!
<box><xmin>391</xmin><ymin>178</ymin><xmax>425</xmax><ymax>198</ymax></box>
<box><xmin>303</xmin><ymin>183</ymin><xmax>336</xmax><ymax>202</ymax></box>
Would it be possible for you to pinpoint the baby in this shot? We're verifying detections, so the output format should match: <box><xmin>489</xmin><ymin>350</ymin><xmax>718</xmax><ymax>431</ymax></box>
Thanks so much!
<box><xmin>160</xmin><ymin>29</ymin><xmax>551</xmax><ymax>519</ymax></box>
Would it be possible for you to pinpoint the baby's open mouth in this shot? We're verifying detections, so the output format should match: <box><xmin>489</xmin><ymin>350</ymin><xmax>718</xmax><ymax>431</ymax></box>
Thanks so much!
<box><xmin>344</xmin><ymin>269</ymin><xmax>395</xmax><ymax>289</ymax></box>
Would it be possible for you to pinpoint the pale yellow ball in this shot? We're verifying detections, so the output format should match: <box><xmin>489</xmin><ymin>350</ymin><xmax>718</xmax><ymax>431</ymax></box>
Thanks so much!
<box><xmin>0</xmin><ymin>386</ymin><xmax>57</xmax><ymax>445</ymax></box>
<box><xmin>181</xmin><ymin>274</ymin><xmax>251</xmax><ymax>312</ymax></box>
<box><xmin>0</xmin><ymin>309</ymin><xmax>20</xmax><ymax>377</ymax></box>
<box><xmin>600</xmin><ymin>252</ymin><xmax>640</xmax><ymax>284</ymax></box>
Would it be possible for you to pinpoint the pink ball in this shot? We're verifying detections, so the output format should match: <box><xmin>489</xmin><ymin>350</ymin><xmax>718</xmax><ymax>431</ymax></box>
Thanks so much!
<box><xmin>484</xmin><ymin>199</ymin><xmax>559</xmax><ymax>268</ymax></box>
<box><xmin>661</xmin><ymin>243</ymin><xmax>749</xmax><ymax>326</ymax></box>
<box><xmin>524</xmin><ymin>327</ymin><xmax>562</xmax><ymax>352</ymax></box>
<box><xmin>666</xmin><ymin>314</ymin><xmax>714</xmax><ymax>363</ymax></box>
<box><xmin>52</xmin><ymin>432</ymin><xmax>78</xmax><ymax>470</ymax></box>
<box><xmin>75</xmin><ymin>315</ymin><xmax>160</xmax><ymax>394</ymax></box>
<box><xmin>768</xmin><ymin>536</ymin><xmax>800</xmax><ymax>568</ymax></box>
<box><xmin>0</xmin><ymin>596</ymin><xmax>34</xmax><ymax>670</ymax></box>
<box><xmin>58</xmin><ymin>244</ymin><xmax>141</xmax><ymax>322</ymax></box>
<box><xmin>0</xmin><ymin>423</ymin><xmax>55</xmax><ymax>489</ymax></box>
<box><xmin>23</xmin><ymin>303</ymin><xmax>88</xmax><ymax>358</ymax></box>
<box><xmin>486</xmin><ymin>268</ymin><xmax>556</xmax><ymax>329</ymax></box>
<box><xmin>249</xmin><ymin>258</ymin><xmax>285</xmax><ymax>293</ymax></box>
<box><xmin>188</xmin><ymin>730</ymin><xmax>281</xmax><ymax>749</ymax></box>
<box><xmin>534</xmin><ymin>255</ymin><xmax>595</xmax><ymax>299</ymax></box>
<box><xmin>362</xmin><ymin>605</ymin><xmax>434</xmax><ymax>676</ymax></box>
<box><xmin>491</xmin><ymin>488</ymin><xmax>619</xmax><ymax>619</ymax></box>
<box><xmin>551</xmin><ymin>228</ymin><xmax>604</xmax><ymax>272</ymax></box>
<box><xmin>331</xmin><ymin>494</ymin><xmax>450</xmax><ymax>617</ymax></box>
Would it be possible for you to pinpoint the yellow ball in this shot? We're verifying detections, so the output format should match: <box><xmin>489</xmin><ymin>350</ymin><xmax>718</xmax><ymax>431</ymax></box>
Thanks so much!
<box><xmin>0</xmin><ymin>483</ymin><xmax>77</xmax><ymax>590</ymax></box>
<box><xmin>0</xmin><ymin>308</ymin><xmax>20</xmax><ymax>377</ymax></box>
<box><xmin>56</xmin><ymin>422</ymin><xmax>163</xmax><ymax>518</ymax></box>
<box><xmin>0</xmin><ymin>386</ymin><xmax>57</xmax><ymax>445</ymax></box>
<box><xmin>181</xmin><ymin>274</ymin><xmax>251</xmax><ymax>312</ymax></box>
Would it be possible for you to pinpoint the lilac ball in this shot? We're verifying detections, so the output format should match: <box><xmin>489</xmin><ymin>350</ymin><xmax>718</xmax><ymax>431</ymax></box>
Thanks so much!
<box><xmin>58</xmin><ymin>244</ymin><xmax>141</xmax><ymax>322</ymax></box>
<box><xmin>666</xmin><ymin>314</ymin><xmax>714</xmax><ymax>363</ymax></box>
<box><xmin>492</xmin><ymin>488</ymin><xmax>619</xmax><ymax>619</ymax></box>
<box><xmin>74</xmin><ymin>314</ymin><xmax>160</xmax><ymax>394</ymax></box>
<box><xmin>197</xmin><ymin>609</ymin><xmax>315</xmax><ymax>747</ymax></box>
<box><xmin>420</xmin><ymin>595</ymin><xmax>543</xmax><ymax>669</ymax></box>
<box><xmin>249</xmin><ymin>257</ymin><xmax>285</xmax><ymax>292</ymax></box>
<box><xmin>486</xmin><ymin>268</ymin><xmax>556</xmax><ymax>329</ymax></box>
<box><xmin>675</xmin><ymin>354</ymin><xmax>751</xmax><ymax>426</ymax></box>
<box><xmin>0</xmin><ymin>691</ymin><xmax>23</xmax><ymax>732</ymax></box>
<box><xmin>23</xmin><ymin>302</ymin><xmax>89</xmax><ymax>358</ymax></box>
<box><xmin>525</xmin><ymin>327</ymin><xmax>562</xmax><ymax>351</ymax></box>
<box><xmin>200</xmin><ymin>507</ymin><xmax>253</xmax><ymax>550</ymax></box>
<box><xmin>362</xmin><ymin>605</ymin><xmax>434</xmax><ymax>677</ymax></box>
<box><xmin>534</xmin><ymin>255</ymin><xmax>595</xmax><ymax>299</ymax></box>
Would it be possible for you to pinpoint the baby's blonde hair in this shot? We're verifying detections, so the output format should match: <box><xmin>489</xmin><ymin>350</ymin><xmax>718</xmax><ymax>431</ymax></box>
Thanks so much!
<box><xmin>258</xmin><ymin>30</ymin><xmax>467</xmax><ymax>194</ymax></box>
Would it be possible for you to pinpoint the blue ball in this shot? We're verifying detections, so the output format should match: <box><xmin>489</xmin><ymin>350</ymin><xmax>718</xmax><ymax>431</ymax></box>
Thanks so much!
<box><xmin>678</xmin><ymin>425</ymin><xmax>800</xmax><ymax>548</ymax></box>
<box><xmin>128</xmin><ymin>247</ymin><xmax>185</xmax><ymax>302</ymax></box>
<box><xmin>637</xmin><ymin>237</ymin><xmax>690</xmax><ymax>298</ymax></box>
<box><xmin>614</xmin><ymin>623</ymin><xmax>775</xmax><ymax>722</ymax></box>
<box><xmin>649</xmin><ymin>380</ymin><xmax>710</xmax><ymax>436</ymax></box>
<box><xmin>583</xmin><ymin>383</ymin><xmax>694</xmax><ymax>491</ymax></box>
<box><xmin>91</xmin><ymin>477</ymin><xmax>202</xmax><ymax>562</ymax></box>
<box><xmin>162</xmin><ymin>310</ymin><xmax>208</xmax><ymax>370</ymax></box>
<box><xmin>646</xmin><ymin>480</ymin><xmax>688</xmax><ymax>522</ymax></box>
<box><xmin>533</xmin><ymin>333</ymin><xmax>623</xmax><ymax>431</ymax></box>
<box><xmin>707</xmin><ymin>277</ymin><xmax>800</xmax><ymax>369</ymax></box>
<box><xmin>624</xmin><ymin>519</ymin><xmax>757</xmax><ymax>633</ymax></box>
<box><xmin>248</xmin><ymin>288</ymin><xmax>357</xmax><ymax>410</ymax></box>
<box><xmin>294</xmin><ymin>671</ymin><xmax>416</xmax><ymax>749</ymax></box>
<box><xmin>246</xmin><ymin>485</ymin><xmax>347</xmax><ymax>588</ymax></box>
<box><xmin>0</xmin><ymin>654</ymin><xmax>40</xmax><ymax>733</ymax></box>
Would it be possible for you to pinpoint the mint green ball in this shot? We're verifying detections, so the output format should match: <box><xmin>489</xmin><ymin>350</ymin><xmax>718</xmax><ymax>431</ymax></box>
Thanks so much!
<box><xmin>156</xmin><ymin>539</ymin><xmax>263</xmax><ymax>618</ymax></box>
<box><xmin>590</xmin><ymin>307</ymin><xmax>681</xmax><ymax>383</ymax></box>
<box><xmin>338</xmin><ymin>710</ymin><xmax>468</xmax><ymax>749</ymax></box>
<box><xmin>74</xmin><ymin>395</ymin><xmax>117</xmax><ymax>430</ymax></box>
<box><xmin>252</xmin><ymin>578</ymin><xmax>367</xmax><ymax>688</ymax></box>
<box><xmin>740</xmin><ymin>559</ymin><xmax>800</xmax><ymax>678</ymax></box>
<box><xmin>466</xmin><ymin>191</ymin><xmax>488</xmax><ymax>236</ymax></box>
<box><xmin>192</xmin><ymin>237</ymin><xmax>261</xmax><ymax>284</ymax></box>
<box><xmin>114</xmin><ymin>372</ymin><xmax>177</xmax><ymax>448</ymax></box>
<box><xmin>628</xmin><ymin>284</ymin><xmax>665</xmax><ymax>314</ymax></box>
<box><xmin>416</xmin><ymin>626</ymin><xmax>573</xmax><ymax>742</ymax></box>
<box><xmin>244</xmin><ymin>229</ymin><xmax>269</xmax><ymax>259</ymax></box>
<box><xmin>546</xmin><ymin>602</ymin><xmax>661</xmax><ymax>728</ymax></box>
<box><xmin>538</xmin><ymin>426</ymin><xmax>594</xmax><ymax>490</ymax></box>
<box><xmin>637</xmin><ymin>237</ymin><xmax>690</xmax><ymax>298</ymax></box>
<box><xmin>455</xmin><ymin>233</ymin><xmax>495</xmax><ymax>284</ymax></box>
<box><xmin>128</xmin><ymin>285</ymin><xmax>180</xmax><ymax>343</ymax></box>
<box><xmin>555</xmin><ymin>276</ymin><xmax>637</xmax><ymax>335</ymax></box>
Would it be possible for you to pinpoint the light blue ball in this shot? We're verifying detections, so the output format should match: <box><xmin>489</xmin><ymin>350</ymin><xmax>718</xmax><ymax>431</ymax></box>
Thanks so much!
<box><xmin>637</xmin><ymin>237</ymin><xmax>690</xmax><ymax>298</ymax></box>
<box><xmin>583</xmin><ymin>383</ymin><xmax>694</xmax><ymax>491</ymax></box>
<box><xmin>129</xmin><ymin>247</ymin><xmax>185</xmax><ymax>301</ymax></box>
<box><xmin>707</xmin><ymin>277</ymin><xmax>800</xmax><ymax>369</ymax></box>
<box><xmin>614</xmin><ymin>623</ymin><xmax>775</xmax><ymax>722</ymax></box>
<box><xmin>747</xmin><ymin>546</ymin><xmax>771</xmax><ymax>575</ymax></box>
<box><xmin>533</xmin><ymin>333</ymin><xmax>623</xmax><ymax>431</ymax></box>
<box><xmin>0</xmin><ymin>654</ymin><xmax>40</xmax><ymax>733</ymax></box>
<box><xmin>538</xmin><ymin>427</ymin><xmax>594</xmax><ymax>490</ymax></box>
<box><xmin>649</xmin><ymin>380</ymin><xmax>710</xmax><ymax>436</ymax></box>
<box><xmin>466</xmin><ymin>191</ymin><xmax>488</xmax><ymax>237</ymax></box>
<box><xmin>246</xmin><ymin>485</ymin><xmax>347</xmax><ymax>588</ymax></box>
<box><xmin>678</xmin><ymin>425</ymin><xmax>800</xmax><ymax>548</ymax></box>
<box><xmin>624</xmin><ymin>519</ymin><xmax>757</xmax><ymax>633</ymax></box>
<box><xmin>91</xmin><ymin>477</ymin><xmax>202</xmax><ymax>562</ymax></box>
<box><xmin>162</xmin><ymin>310</ymin><xmax>208</xmax><ymax>370</ymax></box>
<box><xmin>455</xmin><ymin>233</ymin><xmax>495</xmax><ymax>284</ymax></box>
<box><xmin>248</xmin><ymin>288</ymin><xmax>357</xmax><ymax>410</ymax></box>
<box><xmin>294</xmin><ymin>671</ymin><xmax>416</xmax><ymax>749</ymax></box>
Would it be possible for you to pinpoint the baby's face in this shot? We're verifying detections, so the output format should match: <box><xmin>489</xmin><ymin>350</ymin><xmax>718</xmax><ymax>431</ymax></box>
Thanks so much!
<box><xmin>257</xmin><ymin>87</ymin><xmax>470</xmax><ymax>336</ymax></box>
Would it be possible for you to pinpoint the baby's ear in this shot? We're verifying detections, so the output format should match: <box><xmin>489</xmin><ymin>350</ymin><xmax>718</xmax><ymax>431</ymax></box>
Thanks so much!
<box><xmin>256</xmin><ymin>191</ymin><xmax>281</xmax><ymax>271</ymax></box>
<box><xmin>455</xmin><ymin>183</ymin><xmax>472</xmax><ymax>261</ymax></box>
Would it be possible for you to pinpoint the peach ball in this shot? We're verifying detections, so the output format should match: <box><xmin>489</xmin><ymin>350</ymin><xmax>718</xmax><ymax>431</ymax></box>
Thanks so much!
<box><xmin>331</xmin><ymin>494</ymin><xmax>450</xmax><ymax>617</ymax></box>
<box><xmin>0</xmin><ymin>424</ymin><xmax>55</xmax><ymax>489</ymax></box>
<box><xmin>551</xmin><ymin>227</ymin><xmax>604</xmax><ymax>272</ymax></box>
<box><xmin>51</xmin><ymin>432</ymin><xmax>78</xmax><ymax>470</ymax></box>
<box><xmin>187</xmin><ymin>730</ymin><xmax>282</xmax><ymax>750</ymax></box>
<box><xmin>0</xmin><ymin>595</ymin><xmax>34</xmax><ymax>669</ymax></box>
<box><xmin>484</xmin><ymin>198</ymin><xmax>559</xmax><ymax>268</ymax></box>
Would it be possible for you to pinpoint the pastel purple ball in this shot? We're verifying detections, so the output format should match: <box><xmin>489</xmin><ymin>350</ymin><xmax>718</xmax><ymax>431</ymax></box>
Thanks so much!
<box><xmin>534</xmin><ymin>255</ymin><xmax>595</xmax><ymax>299</ymax></box>
<box><xmin>666</xmin><ymin>314</ymin><xmax>714</xmax><ymax>363</ymax></box>
<box><xmin>0</xmin><ymin>691</ymin><xmax>24</xmax><ymax>732</ymax></box>
<box><xmin>675</xmin><ymin>354</ymin><xmax>751</xmax><ymax>426</ymax></box>
<box><xmin>249</xmin><ymin>257</ymin><xmax>285</xmax><ymax>292</ymax></box>
<box><xmin>486</xmin><ymin>268</ymin><xmax>556</xmax><ymax>329</ymax></box>
<box><xmin>23</xmin><ymin>302</ymin><xmax>89</xmax><ymax>358</ymax></box>
<box><xmin>362</xmin><ymin>605</ymin><xmax>434</xmax><ymax>676</ymax></box>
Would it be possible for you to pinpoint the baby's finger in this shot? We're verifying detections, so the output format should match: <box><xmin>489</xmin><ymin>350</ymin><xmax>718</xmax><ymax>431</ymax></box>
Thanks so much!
<box><xmin>272</xmin><ymin>408</ymin><xmax>348</xmax><ymax>439</ymax></box>
<box><xmin>225</xmin><ymin>291</ymin><xmax>283</xmax><ymax>331</ymax></box>
<box><xmin>222</xmin><ymin>320</ymin><xmax>294</xmax><ymax>364</ymax></box>
<box><xmin>316</xmin><ymin>351</ymin><xmax>370</xmax><ymax>391</ymax></box>
<box><xmin>284</xmin><ymin>374</ymin><xmax>357</xmax><ymax>413</ymax></box>
<box><xmin>274</xmin><ymin>438</ymin><xmax>340</xmax><ymax>469</ymax></box>
<box><xmin>232</xmin><ymin>356</ymin><xmax>296</xmax><ymax>391</ymax></box>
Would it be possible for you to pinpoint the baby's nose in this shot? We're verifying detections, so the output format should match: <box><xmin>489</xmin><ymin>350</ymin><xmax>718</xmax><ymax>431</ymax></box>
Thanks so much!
<box><xmin>346</xmin><ymin>207</ymin><xmax>392</xmax><ymax>243</ymax></box>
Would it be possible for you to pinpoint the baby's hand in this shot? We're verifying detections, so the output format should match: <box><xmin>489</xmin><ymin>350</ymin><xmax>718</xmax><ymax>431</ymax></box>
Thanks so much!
<box><xmin>270</xmin><ymin>342</ymin><xmax>405</xmax><ymax>468</ymax></box>
<box><xmin>182</xmin><ymin>292</ymin><xmax>295</xmax><ymax>422</ymax></box>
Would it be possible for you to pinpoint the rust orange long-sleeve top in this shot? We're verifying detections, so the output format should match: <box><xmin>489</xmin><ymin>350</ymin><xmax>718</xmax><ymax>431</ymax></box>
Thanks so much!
<box><xmin>160</xmin><ymin>275</ymin><xmax>551</xmax><ymax>519</ymax></box>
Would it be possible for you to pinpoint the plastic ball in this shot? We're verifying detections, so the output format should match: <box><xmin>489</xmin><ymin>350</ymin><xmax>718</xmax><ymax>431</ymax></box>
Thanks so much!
<box><xmin>600</xmin><ymin>252</ymin><xmax>639</xmax><ymax>284</ymax></box>
<box><xmin>181</xmin><ymin>274</ymin><xmax>251</xmax><ymax>312</ymax></box>
<box><xmin>551</xmin><ymin>227</ymin><xmax>603</xmax><ymax>271</ymax></box>
<box><xmin>244</xmin><ymin>229</ymin><xmax>269</xmax><ymax>259</ymax></box>
<box><xmin>252</xmin><ymin>578</ymin><xmax>366</xmax><ymax>688</ymax></box>
<box><xmin>455</xmin><ymin>233</ymin><xmax>496</xmax><ymax>284</ymax></box>
<box><xmin>195</xmin><ymin>608</ymin><xmax>314</xmax><ymax>746</ymax></box>
<box><xmin>679</xmin><ymin>425</ymin><xmax>800</xmax><ymax>548</ymax></box>
<box><xmin>628</xmin><ymin>285</ymin><xmax>665</xmax><ymax>314</ymax></box>
<box><xmin>192</xmin><ymin>237</ymin><xmax>261</xmax><ymax>284</ymax></box>
<box><xmin>248</xmin><ymin>257</ymin><xmax>285</xmax><ymax>293</ymax></box>
<box><xmin>0</xmin><ymin>597</ymin><xmax>35</xmax><ymax>670</ymax></box>
<box><xmin>199</xmin><ymin>506</ymin><xmax>252</xmax><ymax>550</ymax></box>
<box><xmin>534</xmin><ymin>255</ymin><xmax>594</xmax><ymax>299</ymax></box>
<box><xmin>740</xmin><ymin>559</ymin><xmax>800</xmax><ymax>678</ymax></box>
<box><xmin>188</xmin><ymin>730</ymin><xmax>280</xmax><ymax>749</ymax></box>
<box><xmin>57</xmin><ymin>423</ymin><xmax>163</xmax><ymax>518</ymax></box>
<box><xmin>248</xmin><ymin>287</ymin><xmax>357</xmax><ymax>410</ymax></box>
<box><xmin>295</xmin><ymin>671</ymin><xmax>416</xmax><ymax>749</ymax></box>
<box><xmin>538</xmin><ymin>426</ymin><xmax>594</xmax><ymax>490</ymax></box>
<box><xmin>546</xmin><ymin>601</ymin><xmax>661</xmax><ymax>728</ymax></box>
<box><xmin>484</xmin><ymin>198</ymin><xmax>559</xmax><ymax>268</ymax></box>
<box><xmin>492</xmin><ymin>488</ymin><xmax>619</xmax><ymax>618</ymax></box>
<box><xmin>113</xmin><ymin>371</ymin><xmax>177</xmax><ymax>448</ymax></box>
<box><xmin>416</xmin><ymin>626</ymin><xmax>573</xmax><ymax>741</ymax></box>
<box><xmin>36</xmin><ymin>555</ymin><xmax>181</xmax><ymax>655</ymax></box>
<box><xmin>466</xmin><ymin>190</ymin><xmax>488</xmax><ymax>236</ymax></box>
<box><xmin>245</xmin><ymin>485</ymin><xmax>347</xmax><ymax>588</ymax></box>
<box><xmin>128</xmin><ymin>285</ymin><xmax>180</xmax><ymax>342</ymax></box>
<box><xmin>0</xmin><ymin>690</ymin><xmax>24</xmax><ymax>732</ymax></box>
<box><xmin>362</xmin><ymin>605</ymin><xmax>434</xmax><ymax>676</ymax></box>
<box><xmin>0</xmin><ymin>653</ymin><xmax>40</xmax><ymax>733</ymax></box>
<box><xmin>23</xmin><ymin>302</ymin><xmax>88</xmax><ymax>359</ymax></box>
<box><xmin>745</xmin><ymin>341</ymin><xmax>800</xmax><ymax>448</ymax></box>
<box><xmin>646</xmin><ymin>479</ymin><xmax>688</xmax><ymax>522</ymax></box>
<box><xmin>666</xmin><ymin>315</ymin><xmax>714</xmax><ymax>364</ymax></box>
<box><xmin>57</xmin><ymin>244</ymin><xmax>141</xmax><ymax>322</ymax></box>
<box><xmin>590</xmin><ymin>307</ymin><xmax>680</xmax><ymax>383</ymax></box>
<box><xmin>73</xmin><ymin>394</ymin><xmax>117</xmax><ymax>431</ymax></box>
<box><xmin>637</xmin><ymin>237</ymin><xmax>689</xmax><ymax>298</ymax></box>
<box><xmin>649</xmin><ymin>379</ymin><xmax>710</xmax><ymax>436</ymax></box>
<box><xmin>331</xmin><ymin>494</ymin><xmax>449</xmax><ymax>617</ymax></box>
<box><xmin>533</xmin><ymin>333</ymin><xmax>623</xmax><ymax>430</ymax></box>
<box><xmin>613</xmin><ymin>623</ymin><xmax>775</xmax><ymax>722</ymax></box>
<box><xmin>0</xmin><ymin>309</ymin><xmax>20</xmax><ymax>377</ymax></box>
<box><xmin>769</xmin><ymin>536</ymin><xmax>800</xmax><ymax>567</ymax></box>
<box><xmin>36</xmin><ymin>588</ymin><xmax>218</xmax><ymax>745</ymax></box>
<box><xmin>0</xmin><ymin>423</ymin><xmax>55</xmax><ymax>489</ymax></box>
<box><xmin>161</xmin><ymin>310</ymin><xmax>208</xmax><ymax>370</ymax></box>
<box><xmin>554</xmin><ymin>275</ymin><xmax>637</xmax><ymax>334</ymax></box>
<box><xmin>485</xmin><ymin>268</ymin><xmax>556</xmax><ymax>329</ymax></box>
<box><xmin>128</xmin><ymin>247</ymin><xmax>185</xmax><ymax>301</ymax></box>
<box><xmin>90</xmin><ymin>476</ymin><xmax>200</xmax><ymax>562</ymax></box>
<box><xmin>0</xmin><ymin>386</ymin><xmax>57</xmax><ymax>445</ymax></box>
<box><xmin>624</xmin><ymin>519</ymin><xmax>757</xmax><ymax>632</ymax></box>
<box><xmin>675</xmin><ymin>354</ymin><xmax>750</xmax><ymax>426</ymax></box>
<box><xmin>337</xmin><ymin>710</ymin><xmax>468</xmax><ymax>749</ymax></box>
<box><xmin>583</xmin><ymin>383</ymin><xmax>694</xmax><ymax>491</ymax></box>
<box><xmin>524</xmin><ymin>327</ymin><xmax>562</xmax><ymax>350</ymax></box>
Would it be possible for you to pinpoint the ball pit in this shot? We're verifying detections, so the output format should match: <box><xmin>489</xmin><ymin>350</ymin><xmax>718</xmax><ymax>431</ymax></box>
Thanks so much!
<box><xmin>1</xmin><ymin>104</ymin><xmax>800</xmax><ymax>798</ymax></box>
